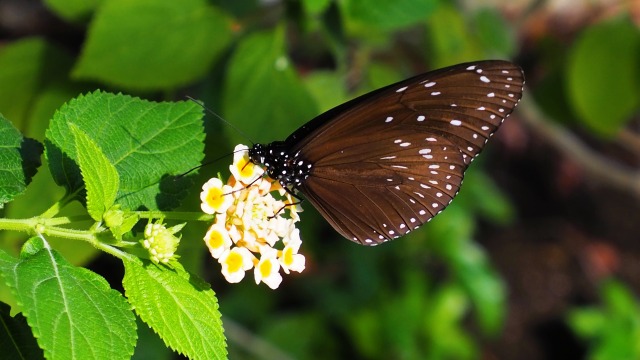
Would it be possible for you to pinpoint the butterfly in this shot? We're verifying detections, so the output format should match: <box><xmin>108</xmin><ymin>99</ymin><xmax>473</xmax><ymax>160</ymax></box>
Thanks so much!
<box><xmin>248</xmin><ymin>60</ymin><xmax>524</xmax><ymax>246</ymax></box>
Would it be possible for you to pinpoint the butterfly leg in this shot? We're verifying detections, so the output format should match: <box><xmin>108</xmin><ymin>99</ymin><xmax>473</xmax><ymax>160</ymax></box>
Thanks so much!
<box><xmin>268</xmin><ymin>183</ymin><xmax>304</xmax><ymax>219</ymax></box>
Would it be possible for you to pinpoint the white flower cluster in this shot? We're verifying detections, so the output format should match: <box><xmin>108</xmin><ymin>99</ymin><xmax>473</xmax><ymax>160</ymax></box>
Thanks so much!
<box><xmin>200</xmin><ymin>144</ymin><xmax>305</xmax><ymax>289</ymax></box>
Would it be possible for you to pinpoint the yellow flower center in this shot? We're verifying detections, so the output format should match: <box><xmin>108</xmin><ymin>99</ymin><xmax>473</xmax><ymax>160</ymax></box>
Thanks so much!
<box><xmin>237</xmin><ymin>156</ymin><xmax>255</xmax><ymax>178</ymax></box>
<box><xmin>207</xmin><ymin>229</ymin><xmax>224</xmax><ymax>249</ymax></box>
<box><xmin>206</xmin><ymin>187</ymin><xmax>225</xmax><ymax>209</ymax></box>
<box><xmin>225</xmin><ymin>252</ymin><xmax>244</xmax><ymax>272</ymax></box>
<box><xmin>252</xmin><ymin>200</ymin><xmax>270</xmax><ymax>222</ymax></box>
<box><xmin>259</xmin><ymin>258</ymin><xmax>273</xmax><ymax>278</ymax></box>
<box><xmin>282</xmin><ymin>247</ymin><xmax>293</xmax><ymax>266</ymax></box>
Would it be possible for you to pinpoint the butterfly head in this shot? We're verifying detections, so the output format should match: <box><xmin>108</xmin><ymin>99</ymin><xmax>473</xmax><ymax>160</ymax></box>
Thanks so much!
<box><xmin>249</xmin><ymin>142</ymin><xmax>312</xmax><ymax>190</ymax></box>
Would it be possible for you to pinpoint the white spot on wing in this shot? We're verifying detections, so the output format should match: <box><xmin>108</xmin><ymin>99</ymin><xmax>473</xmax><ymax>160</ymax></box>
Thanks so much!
<box><xmin>424</xmin><ymin>81</ymin><xmax>436</xmax><ymax>87</ymax></box>
<box><xmin>480</xmin><ymin>76</ymin><xmax>490</xmax><ymax>83</ymax></box>
<box><xmin>450</xmin><ymin>119</ymin><xmax>462</xmax><ymax>126</ymax></box>
<box><xmin>396</xmin><ymin>86</ymin><xmax>408</xmax><ymax>92</ymax></box>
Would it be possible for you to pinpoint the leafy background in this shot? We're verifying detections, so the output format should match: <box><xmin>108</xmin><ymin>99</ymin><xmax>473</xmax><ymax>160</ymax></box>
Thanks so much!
<box><xmin>1</xmin><ymin>0</ymin><xmax>640</xmax><ymax>359</ymax></box>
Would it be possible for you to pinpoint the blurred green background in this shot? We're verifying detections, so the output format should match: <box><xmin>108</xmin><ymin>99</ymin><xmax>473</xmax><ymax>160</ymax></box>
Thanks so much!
<box><xmin>1</xmin><ymin>0</ymin><xmax>640</xmax><ymax>359</ymax></box>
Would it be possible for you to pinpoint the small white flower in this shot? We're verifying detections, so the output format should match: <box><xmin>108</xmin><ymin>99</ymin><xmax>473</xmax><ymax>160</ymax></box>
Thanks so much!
<box><xmin>203</xmin><ymin>223</ymin><xmax>232</xmax><ymax>259</ymax></box>
<box><xmin>279</xmin><ymin>229</ymin><xmax>305</xmax><ymax>274</ymax></box>
<box><xmin>230</xmin><ymin>144</ymin><xmax>263</xmax><ymax>185</ymax></box>
<box><xmin>254</xmin><ymin>247</ymin><xmax>283</xmax><ymax>289</ymax></box>
<box><xmin>219</xmin><ymin>247</ymin><xmax>254</xmax><ymax>283</ymax></box>
<box><xmin>200</xmin><ymin>178</ymin><xmax>233</xmax><ymax>214</ymax></box>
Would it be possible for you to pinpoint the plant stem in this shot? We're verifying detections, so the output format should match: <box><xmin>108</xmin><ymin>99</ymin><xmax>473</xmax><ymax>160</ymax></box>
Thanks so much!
<box><xmin>0</xmin><ymin>217</ymin><xmax>37</xmax><ymax>233</ymax></box>
<box><xmin>136</xmin><ymin>211</ymin><xmax>213</xmax><ymax>222</ymax></box>
<box><xmin>41</xmin><ymin>188</ymin><xmax>82</xmax><ymax>218</ymax></box>
<box><xmin>43</xmin><ymin>225</ymin><xmax>134</xmax><ymax>260</ymax></box>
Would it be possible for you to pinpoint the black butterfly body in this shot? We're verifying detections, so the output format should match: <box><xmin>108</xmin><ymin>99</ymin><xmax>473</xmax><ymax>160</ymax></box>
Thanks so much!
<box><xmin>248</xmin><ymin>60</ymin><xmax>524</xmax><ymax>246</ymax></box>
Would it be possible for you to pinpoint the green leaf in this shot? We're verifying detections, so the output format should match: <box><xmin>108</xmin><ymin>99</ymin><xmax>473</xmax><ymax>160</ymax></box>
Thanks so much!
<box><xmin>302</xmin><ymin>0</ymin><xmax>332</xmax><ymax>16</ymax></box>
<box><xmin>0</xmin><ymin>38</ymin><xmax>75</xmax><ymax>130</ymax></box>
<box><xmin>426</xmin><ymin>208</ymin><xmax>506</xmax><ymax>335</ymax></box>
<box><xmin>426</xmin><ymin>4</ymin><xmax>484</xmax><ymax>68</ymax></box>
<box><xmin>45</xmin><ymin>91</ymin><xmax>205</xmax><ymax>211</ymax></box>
<box><xmin>342</xmin><ymin>0</ymin><xmax>437</xmax><ymax>31</ymax></box>
<box><xmin>452</xmin><ymin>240</ymin><xmax>506</xmax><ymax>335</ymax></box>
<box><xmin>0</xmin><ymin>238</ymin><xmax>137</xmax><ymax>360</ymax></box>
<box><xmin>0</xmin><ymin>302</ymin><xmax>44</xmax><ymax>360</ymax></box>
<box><xmin>567</xmin><ymin>16</ymin><xmax>640</xmax><ymax>137</ymax></box>
<box><xmin>122</xmin><ymin>259</ymin><xmax>227</xmax><ymax>360</ymax></box>
<box><xmin>43</xmin><ymin>0</ymin><xmax>99</xmax><ymax>22</ymax></box>
<box><xmin>473</xmin><ymin>8</ymin><xmax>516</xmax><ymax>57</ymax></box>
<box><xmin>223</xmin><ymin>28</ymin><xmax>318</xmax><ymax>143</ymax></box>
<box><xmin>568</xmin><ymin>307</ymin><xmax>606</xmax><ymax>338</ymax></box>
<box><xmin>71</xmin><ymin>124</ymin><xmax>120</xmax><ymax>221</ymax></box>
<box><xmin>602</xmin><ymin>280</ymin><xmax>640</xmax><ymax>318</ymax></box>
<box><xmin>304</xmin><ymin>71</ymin><xmax>348</xmax><ymax>112</ymax></box>
<box><xmin>73</xmin><ymin>0</ymin><xmax>232</xmax><ymax>90</ymax></box>
<box><xmin>105</xmin><ymin>207</ymin><xmax>140</xmax><ymax>240</ymax></box>
<box><xmin>0</xmin><ymin>115</ymin><xmax>43</xmax><ymax>208</ymax></box>
<box><xmin>458</xmin><ymin>168</ymin><xmax>515</xmax><ymax>225</ymax></box>
<box><xmin>568</xmin><ymin>280</ymin><xmax>640</xmax><ymax>359</ymax></box>
<box><xmin>414</xmin><ymin>283</ymin><xmax>477</xmax><ymax>360</ymax></box>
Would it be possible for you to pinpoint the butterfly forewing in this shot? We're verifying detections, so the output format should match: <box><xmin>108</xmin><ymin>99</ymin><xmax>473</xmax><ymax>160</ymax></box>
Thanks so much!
<box><xmin>255</xmin><ymin>60</ymin><xmax>524</xmax><ymax>245</ymax></box>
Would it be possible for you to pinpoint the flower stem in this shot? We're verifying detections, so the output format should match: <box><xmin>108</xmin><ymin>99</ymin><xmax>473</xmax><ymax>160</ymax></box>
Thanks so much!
<box><xmin>136</xmin><ymin>211</ymin><xmax>213</xmax><ymax>222</ymax></box>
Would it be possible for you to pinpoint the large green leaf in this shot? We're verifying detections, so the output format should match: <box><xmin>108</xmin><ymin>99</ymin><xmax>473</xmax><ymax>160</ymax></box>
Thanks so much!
<box><xmin>73</xmin><ymin>0</ymin><xmax>232</xmax><ymax>90</ymax></box>
<box><xmin>0</xmin><ymin>115</ymin><xmax>42</xmax><ymax>208</ymax></box>
<box><xmin>0</xmin><ymin>302</ymin><xmax>43</xmax><ymax>360</ymax></box>
<box><xmin>567</xmin><ymin>16</ymin><xmax>640</xmax><ymax>137</ymax></box>
<box><xmin>123</xmin><ymin>259</ymin><xmax>227</xmax><ymax>360</ymax></box>
<box><xmin>45</xmin><ymin>91</ymin><xmax>204</xmax><ymax>211</ymax></box>
<box><xmin>70</xmin><ymin>125</ymin><xmax>119</xmax><ymax>221</ymax></box>
<box><xmin>342</xmin><ymin>0</ymin><xmax>437</xmax><ymax>31</ymax></box>
<box><xmin>0</xmin><ymin>238</ymin><xmax>137</xmax><ymax>360</ymax></box>
<box><xmin>0</xmin><ymin>38</ymin><xmax>76</xmax><ymax>130</ymax></box>
<box><xmin>223</xmin><ymin>28</ymin><xmax>318</xmax><ymax>144</ymax></box>
<box><xmin>426</xmin><ymin>4</ymin><xmax>484</xmax><ymax>68</ymax></box>
<box><xmin>43</xmin><ymin>0</ymin><xmax>99</xmax><ymax>22</ymax></box>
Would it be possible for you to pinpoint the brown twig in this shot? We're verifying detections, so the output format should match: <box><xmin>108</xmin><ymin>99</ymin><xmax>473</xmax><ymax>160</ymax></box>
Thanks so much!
<box><xmin>222</xmin><ymin>316</ymin><xmax>296</xmax><ymax>360</ymax></box>
<box><xmin>518</xmin><ymin>93</ymin><xmax>640</xmax><ymax>197</ymax></box>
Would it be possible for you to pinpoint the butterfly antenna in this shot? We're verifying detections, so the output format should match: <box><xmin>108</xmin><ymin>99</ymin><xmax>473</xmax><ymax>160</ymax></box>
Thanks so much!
<box><xmin>185</xmin><ymin>96</ymin><xmax>254</xmax><ymax>145</ymax></box>
<box><xmin>176</xmin><ymin>147</ymin><xmax>246</xmax><ymax>179</ymax></box>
